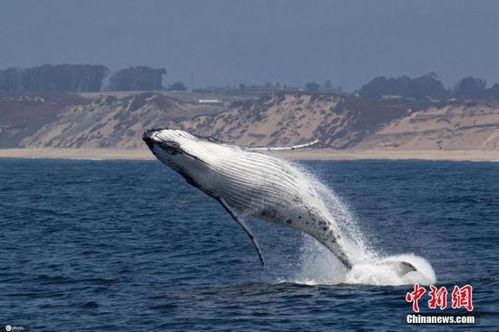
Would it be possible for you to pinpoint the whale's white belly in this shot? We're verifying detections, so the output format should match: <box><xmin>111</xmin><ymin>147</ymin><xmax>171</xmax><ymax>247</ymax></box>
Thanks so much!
<box><xmin>192</xmin><ymin>148</ymin><xmax>347</xmax><ymax>259</ymax></box>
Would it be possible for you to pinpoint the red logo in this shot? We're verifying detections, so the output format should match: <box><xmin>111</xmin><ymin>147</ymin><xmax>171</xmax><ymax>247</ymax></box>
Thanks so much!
<box><xmin>428</xmin><ymin>285</ymin><xmax>448</xmax><ymax>310</ymax></box>
<box><xmin>451</xmin><ymin>285</ymin><xmax>474</xmax><ymax>311</ymax></box>
<box><xmin>406</xmin><ymin>284</ymin><xmax>473</xmax><ymax>312</ymax></box>
<box><xmin>406</xmin><ymin>283</ymin><xmax>426</xmax><ymax>312</ymax></box>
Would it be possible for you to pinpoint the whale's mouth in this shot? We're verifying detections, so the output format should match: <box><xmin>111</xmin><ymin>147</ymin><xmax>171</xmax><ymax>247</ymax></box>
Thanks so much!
<box><xmin>143</xmin><ymin>129</ymin><xmax>183</xmax><ymax>155</ymax></box>
<box><xmin>143</xmin><ymin>129</ymin><xmax>209</xmax><ymax>166</ymax></box>
<box><xmin>142</xmin><ymin>134</ymin><xmax>155</xmax><ymax>149</ymax></box>
<box><xmin>142</xmin><ymin>129</ymin><xmax>160</xmax><ymax>148</ymax></box>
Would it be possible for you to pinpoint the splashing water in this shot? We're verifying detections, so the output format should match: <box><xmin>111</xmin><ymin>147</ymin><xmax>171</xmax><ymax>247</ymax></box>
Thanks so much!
<box><xmin>345</xmin><ymin>254</ymin><xmax>436</xmax><ymax>286</ymax></box>
<box><xmin>289</xmin><ymin>163</ymin><xmax>436</xmax><ymax>286</ymax></box>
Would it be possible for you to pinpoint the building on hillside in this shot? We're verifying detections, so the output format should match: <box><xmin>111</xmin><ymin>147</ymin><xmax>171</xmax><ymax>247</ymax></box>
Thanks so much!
<box><xmin>198</xmin><ymin>98</ymin><xmax>224</xmax><ymax>105</ymax></box>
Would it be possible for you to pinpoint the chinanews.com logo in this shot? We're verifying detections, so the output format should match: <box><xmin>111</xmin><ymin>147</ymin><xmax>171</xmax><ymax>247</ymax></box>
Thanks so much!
<box><xmin>405</xmin><ymin>283</ymin><xmax>476</xmax><ymax>325</ymax></box>
<box><xmin>1</xmin><ymin>325</ymin><xmax>29</xmax><ymax>332</ymax></box>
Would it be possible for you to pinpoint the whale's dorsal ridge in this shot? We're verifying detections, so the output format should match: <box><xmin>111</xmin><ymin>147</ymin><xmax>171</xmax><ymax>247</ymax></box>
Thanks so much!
<box><xmin>219</xmin><ymin>197</ymin><xmax>265</xmax><ymax>267</ymax></box>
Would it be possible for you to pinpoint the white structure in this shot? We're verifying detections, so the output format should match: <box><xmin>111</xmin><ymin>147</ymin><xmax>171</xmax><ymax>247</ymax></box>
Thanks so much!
<box><xmin>198</xmin><ymin>99</ymin><xmax>224</xmax><ymax>105</ymax></box>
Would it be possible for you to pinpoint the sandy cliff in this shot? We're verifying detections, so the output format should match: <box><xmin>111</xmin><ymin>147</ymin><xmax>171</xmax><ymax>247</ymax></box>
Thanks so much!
<box><xmin>356</xmin><ymin>102</ymin><xmax>499</xmax><ymax>150</ymax></box>
<box><xmin>1</xmin><ymin>91</ymin><xmax>499</xmax><ymax>153</ymax></box>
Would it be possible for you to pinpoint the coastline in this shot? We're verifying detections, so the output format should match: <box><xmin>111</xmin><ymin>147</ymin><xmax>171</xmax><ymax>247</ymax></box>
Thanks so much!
<box><xmin>1</xmin><ymin>148</ymin><xmax>498</xmax><ymax>161</ymax></box>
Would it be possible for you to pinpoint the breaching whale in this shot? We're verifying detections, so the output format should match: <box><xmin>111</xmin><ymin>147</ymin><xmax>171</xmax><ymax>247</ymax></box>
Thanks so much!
<box><xmin>143</xmin><ymin>128</ymin><xmax>416</xmax><ymax>275</ymax></box>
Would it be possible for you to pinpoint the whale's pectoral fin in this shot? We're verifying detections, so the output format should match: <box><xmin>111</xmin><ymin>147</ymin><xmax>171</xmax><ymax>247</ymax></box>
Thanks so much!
<box><xmin>245</xmin><ymin>139</ymin><xmax>319</xmax><ymax>151</ymax></box>
<box><xmin>218</xmin><ymin>198</ymin><xmax>265</xmax><ymax>267</ymax></box>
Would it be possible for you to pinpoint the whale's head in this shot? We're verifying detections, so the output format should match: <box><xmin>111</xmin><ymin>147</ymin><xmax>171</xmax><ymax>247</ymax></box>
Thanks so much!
<box><xmin>143</xmin><ymin>128</ymin><xmax>210</xmax><ymax>172</ymax></box>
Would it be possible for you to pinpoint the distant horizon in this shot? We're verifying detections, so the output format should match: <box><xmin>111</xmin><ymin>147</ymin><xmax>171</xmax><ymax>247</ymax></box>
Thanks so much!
<box><xmin>1</xmin><ymin>0</ymin><xmax>499</xmax><ymax>91</ymax></box>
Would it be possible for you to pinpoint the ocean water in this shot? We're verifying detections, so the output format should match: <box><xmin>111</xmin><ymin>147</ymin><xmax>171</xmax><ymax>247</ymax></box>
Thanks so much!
<box><xmin>0</xmin><ymin>158</ymin><xmax>498</xmax><ymax>331</ymax></box>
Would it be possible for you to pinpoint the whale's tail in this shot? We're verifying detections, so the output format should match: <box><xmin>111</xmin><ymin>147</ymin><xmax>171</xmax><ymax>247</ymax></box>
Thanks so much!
<box><xmin>328</xmin><ymin>245</ymin><xmax>416</xmax><ymax>276</ymax></box>
<box><xmin>343</xmin><ymin>254</ymin><xmax>436</xmax><ymax>285</ymax></box>
<box><xmin>378</xmin><ymin>260</ymin><xmax>417</xmax><ymax>275</ymax></box>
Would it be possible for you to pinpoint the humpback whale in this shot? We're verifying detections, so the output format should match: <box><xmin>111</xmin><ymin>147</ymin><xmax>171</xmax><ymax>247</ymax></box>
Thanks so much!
<box><xmin>143</xmin><ymin>128</ymin><xmax>416</xmax><ymax>275</ymax></box>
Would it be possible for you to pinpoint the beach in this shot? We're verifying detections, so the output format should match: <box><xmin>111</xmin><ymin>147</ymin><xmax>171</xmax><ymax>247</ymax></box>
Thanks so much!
<box><xmin>1</xmin><ymin>148</ymin><xmax>498</xmax><ymax>161</ymax></box>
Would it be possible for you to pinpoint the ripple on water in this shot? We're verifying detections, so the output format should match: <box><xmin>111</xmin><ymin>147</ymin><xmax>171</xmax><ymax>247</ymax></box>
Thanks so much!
<box><xmin>0</xmin><ymin>159</ymin><xmax>497</xmax><ymax>330</ymax></box>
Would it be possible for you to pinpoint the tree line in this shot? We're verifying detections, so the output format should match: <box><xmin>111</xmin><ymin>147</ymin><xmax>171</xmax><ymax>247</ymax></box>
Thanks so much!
<box><xmin>0</xmin><ymin>65</ymin><xmax>188</xmax><ymax>95</ymax></box>
<box><xmin>357</xmin><ymin>73</ymin><xmax>499</xmax><ymax>101</ymax></box>
<box><xmin>2</xmin><ymin>64</ymin><xmax>499</xmax><ymax>101</ymax></box>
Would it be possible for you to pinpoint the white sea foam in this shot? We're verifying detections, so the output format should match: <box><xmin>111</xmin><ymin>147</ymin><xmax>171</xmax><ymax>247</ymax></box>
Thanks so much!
<box><xmin>345</xmin><ymin>254</ymin><xmax>436</xmax><ymax>286</ymax></box>
<box><xmin>289</xmin><ymin>163</ymin><xmax>436</xmax><ymax>286</ymax></box>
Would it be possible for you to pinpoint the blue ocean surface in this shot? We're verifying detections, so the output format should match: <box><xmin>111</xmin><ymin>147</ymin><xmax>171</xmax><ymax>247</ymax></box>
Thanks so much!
<box><xmin>0</xmin><ymin>158</ymin><xmax>498</xmax><ymax>331</ymax></box>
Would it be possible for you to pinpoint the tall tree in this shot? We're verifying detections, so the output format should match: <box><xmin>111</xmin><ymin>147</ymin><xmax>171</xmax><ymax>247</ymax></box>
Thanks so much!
<box><xmin>0</xmin><ymin>64</ymin><xmax>109</xmax><ymax>95</ymax></box>
<box><xmin>305</xmin><ymin>81</ymin><xmax>320</xmax><ymax>93</ymax></box>
<box><xmin>358</xmin><ymin>73</ymin><xmax>448</xmax><ymax>100</ymax></box>
<box><xmin>453</xmin><ymin>76</ymin><xmax>487</xmax><ymax>99</ymax></box>
<box><xmin>487</xmin><ymin>83</ymin><xmax>499</xmax><ymax>100</ymax></box>
<box><xmin>168</xmin><ymin>81</ymin><xmax>188</xmax><ymax>91</ymax></box>
<box><xmin>409</xmin><ymin>73</ymin><xmax>448</xmax><ymax>100</ymax></box>
<box><xmin>106</xmin><ymin>66</ymin><xmax>166</xmax><ymax>91</ymax></box>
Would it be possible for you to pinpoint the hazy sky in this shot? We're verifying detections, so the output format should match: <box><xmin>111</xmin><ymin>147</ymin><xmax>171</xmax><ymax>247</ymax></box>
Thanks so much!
<box><xmin>1</xmin><ymin>0</ymin><xmax>498</xmax><ymax>91</ymax></box>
